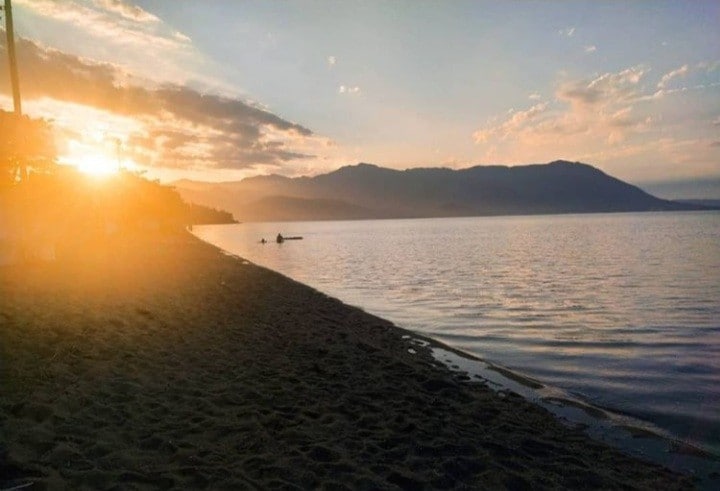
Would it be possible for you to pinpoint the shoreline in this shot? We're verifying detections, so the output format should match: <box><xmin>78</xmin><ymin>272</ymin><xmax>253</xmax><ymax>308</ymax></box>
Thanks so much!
<box><xmin>193</xmin><ymin>214</ymin><xmax>720</xmax><ymax>467</ymax></box>
<box><xmin>1</xmin><ymin>231</ymin><xmax>699</xmax><ymax>489</ymax></box>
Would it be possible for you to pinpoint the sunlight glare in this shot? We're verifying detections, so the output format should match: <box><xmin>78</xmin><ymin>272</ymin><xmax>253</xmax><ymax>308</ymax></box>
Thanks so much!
<box><xmin>59</xmin><ymin>135</ymin><xmax>140</xmax><ymax>177</ymax></box>
<box><xmin>75</xmin><ymin>154</ymin><xmax>120</xmax><ymax>176</ymax></box>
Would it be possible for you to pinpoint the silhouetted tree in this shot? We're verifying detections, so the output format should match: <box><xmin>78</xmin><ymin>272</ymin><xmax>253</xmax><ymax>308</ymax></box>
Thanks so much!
<box><xmin>0</xmin><ymin>110</ymin><xmax>56</xmax><ymax>186</ymax></box>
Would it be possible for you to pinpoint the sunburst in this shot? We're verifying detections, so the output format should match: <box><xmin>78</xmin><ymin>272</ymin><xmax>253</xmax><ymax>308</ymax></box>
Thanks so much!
<box><xmin>73</xmin><ymin>153</ymin><xmax>121</xmax><ymax>176</ymax></box>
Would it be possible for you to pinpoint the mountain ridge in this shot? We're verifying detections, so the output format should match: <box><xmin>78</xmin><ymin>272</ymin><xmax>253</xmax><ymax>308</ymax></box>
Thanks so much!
<box><xmin>173</xmin><ymin>160</ymin><xmax>711</xmax><ymax>222</ymax></box>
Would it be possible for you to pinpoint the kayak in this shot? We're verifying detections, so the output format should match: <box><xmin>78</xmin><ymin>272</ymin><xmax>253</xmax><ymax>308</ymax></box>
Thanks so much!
<box><xmin>275</xmin><ymin>236</ymin><xmax>303</xmax><ymax>243</ymax></box>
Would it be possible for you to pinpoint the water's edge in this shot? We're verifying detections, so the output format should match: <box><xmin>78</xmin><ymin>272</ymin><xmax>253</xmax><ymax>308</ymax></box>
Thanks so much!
<box><xmin>206</xmin><ymin>240</ymin><xmax>719</xmax><ymax>487</ymax></box>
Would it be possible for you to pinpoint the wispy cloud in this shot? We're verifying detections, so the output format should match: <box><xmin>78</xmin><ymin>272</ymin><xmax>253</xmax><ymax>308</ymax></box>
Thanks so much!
<box><xmin>14</xmin><ymin>0</ymin><xmax>236</xmax><ymax>105</ymax></box>
<box><xmin>339</xmin><ymin>85</ymin><xmax>361</xmax><ymax>95</ymax></box>
<box><xmin>528</xmin><ymin>93</ymin><xmax>542</xmax><ymax>101</ymax></box>
<box><xmin>173</xmin><ymin>31</ymin><xmax>192</xmax><ymax>43</ymax></box>
<box><xmin>640</xmin><ymin>62</ymin><xmax>720</xmax><ymax>100</ymax></box>
<box><xmin>697</xmin><ymin>60</ymin><xmax>720</xmax><ymax>73</ymax></box>
<box><xmin>327</xmin><ymin>55</ymin><xmax>337</xmax><ymax>67</ymax></box>
<box><xmin>558</xmin><ymin>27</ymin><xmax>576</xmax><ymax>37</ymax></box>
<box><xmin>584</xmin><ymin>45</ymin><xmax>597</xmax><ymax>54</ymax></box>
<box><xmin>92</xmin><ymin>0</ymin><xmax>160</xmax><ymax>23</ymax></box>
<box><xmin>15</xmin><ymin>0</ymin><xmax>189</xmax><ymax>50</ymax></box>
<box><xmin>473</xmin><ymin>103</ymin><xmax>548</xmax><ymax>143</ymax></box>
<box><xmin>657</xmin><ymin>64</ymin><xmax>689</xmax><ymax>88</ymax></box>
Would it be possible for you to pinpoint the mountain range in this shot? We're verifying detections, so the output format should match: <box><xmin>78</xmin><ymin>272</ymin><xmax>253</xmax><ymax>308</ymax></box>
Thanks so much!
<box><xmin>172</xmin><ymin>160</ymin><xmax>709</xmax><ymax>222</ymax></box>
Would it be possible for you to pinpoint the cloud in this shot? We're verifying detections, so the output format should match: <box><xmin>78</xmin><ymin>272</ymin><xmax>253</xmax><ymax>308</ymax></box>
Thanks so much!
<box><xmin>697</xmin><ymin>60</ymin><xmax>720</xmax><ymax>73</ymax></box>
<box><xmin>657</xmin><ymin>64</ymin><xmax>689</xmax><ymax>88</ymax></box>
<box><xmin>92</xmin><ymin>0</ymin><xmax>160</xmax><ymax>23</ymax></box>
<box><xmin>15</xmin><ymin>0</ymin><xmax>190</xmax><ymax>51</ymax></box>
<box><xmin>339</xmin><ymin>85</ymin><xmax>361</xmax><ymax>95</ymax></box>
<box><xmin>472</xmin><ymin>62</ymin><xmax>720</xmax><ymax>180</ymax></box>
<box><xmin>558</xmin><ymin>27</ymin><xmax>576</xmax><ymax>37</ymax></box>
<box><xmin>0</xmin><ymin>37</ymin><xmax>320</xmax><ymax>171</ymax></box>
<box><xmin>584</xmin><ymin>45</ymin><xmax>597</xmax><ymax>53</ymax></box>
<box><xmin>473</xmin><ymin>103</ymin><xmax>548</xmax><ymax>143</ymax></box>
<box><xmin>14</xmin><ymin>0</ymin><xmax>232</xmax><ymax>98</ymax></box>
<box><xmin>556</xmin><ymin>66</ymin><xmax>646</xmax><ymax>108</ymax></box>
<box><xmin>643</xmin><ymin>62</ymin><xmax>720</xmax><ymax>100</ymax></box>
<box><xmin>327</xmin><ymin>56</ymin><xmax>336</xmax><ymax>67</ymax></box>
<box><xmin>173</xmin><ymin>31</ymin><xmax>192</xmax><ymax>43</ymax></box>
<box><xmin>528</xmin><ymin>93</ymin><xmax>542</xmax><ymax>100</ymax></box>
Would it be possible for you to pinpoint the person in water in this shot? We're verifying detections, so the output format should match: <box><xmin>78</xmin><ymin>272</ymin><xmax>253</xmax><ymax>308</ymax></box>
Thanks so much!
<box><xmin>276</xmin><ymin>233</ymin><xmax>284</xmax><ymax>243</ymax></box>
<box><xmin>260</xmin><ymin>238</ymin><xmax>266</xmax><ymax>244</ymax></box>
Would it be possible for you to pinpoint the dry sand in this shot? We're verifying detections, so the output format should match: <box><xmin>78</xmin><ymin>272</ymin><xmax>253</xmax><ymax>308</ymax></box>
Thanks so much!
<box><xmin>0</xmin><ymin>232</ymin><xmax>693</xmax><ymax>489</ymax></box>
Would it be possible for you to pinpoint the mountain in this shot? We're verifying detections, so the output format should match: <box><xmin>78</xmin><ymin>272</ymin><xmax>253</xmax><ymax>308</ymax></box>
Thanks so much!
<box><xmin>173</xmin><ymin>160</ymin><xmax>710</xmax><ymax>222</ymax></box>
<box><xmin>674</xmin><ymin>199</ymin><xmax>720</xmax><ymax>208</ymax></box>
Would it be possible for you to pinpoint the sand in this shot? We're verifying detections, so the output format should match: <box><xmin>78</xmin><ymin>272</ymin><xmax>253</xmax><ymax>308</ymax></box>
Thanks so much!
<box><xmin>0</xmin><ymin>232</ymin><xmax>693</xmax><ymax>489</ymax></box>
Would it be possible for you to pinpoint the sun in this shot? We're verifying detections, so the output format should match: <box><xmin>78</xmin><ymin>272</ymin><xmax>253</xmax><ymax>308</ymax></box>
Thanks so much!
<box><xmin>59</xmin><ymin>134</ymin><xmax>136</xmax><ymax>177</ymax></box>
<box><xmin>74</xmin><ymin>154</ymin><xmax>121</xmax><ymax>176</ymax></box>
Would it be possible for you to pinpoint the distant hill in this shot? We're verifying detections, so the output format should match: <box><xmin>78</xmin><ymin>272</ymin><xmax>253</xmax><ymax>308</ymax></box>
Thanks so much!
<box><xmin>173</xmin><ymin>160</ymin><xmax>710</xmax><ymax>222</ymax></box>
<box><xmin>183</xmin><ymin>202</ymin><xmax>238</xmax><ymax>225</ymax></box>
<box><xmin>674</xmin><ymin>199</ymin><xmax>720</xmax><ymax>208</ymax></box>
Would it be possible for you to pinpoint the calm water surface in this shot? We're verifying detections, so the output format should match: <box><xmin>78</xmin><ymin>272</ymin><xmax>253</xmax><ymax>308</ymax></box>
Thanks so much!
<box><xmin>195</xmin><ymin>212</ymin><xmax>720</xmax><ymax>454</ymax></box>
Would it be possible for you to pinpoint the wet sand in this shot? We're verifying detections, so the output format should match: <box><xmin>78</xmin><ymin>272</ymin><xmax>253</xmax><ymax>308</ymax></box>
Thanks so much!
<box><xmin>0</xmin><ymin>232</ymin><xmax>693</xmax><ymax>489</ymax></box>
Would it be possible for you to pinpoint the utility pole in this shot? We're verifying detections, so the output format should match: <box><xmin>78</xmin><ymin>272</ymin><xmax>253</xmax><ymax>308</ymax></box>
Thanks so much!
<box><xmin>3</xmin><ymin>0</ymin><xmax>21</xmax><ymax>115</ymax></box>
<box><xmin>2</xmin><ymin>0</ymin><xmax>26</xmax><ymax>182</ymax></box>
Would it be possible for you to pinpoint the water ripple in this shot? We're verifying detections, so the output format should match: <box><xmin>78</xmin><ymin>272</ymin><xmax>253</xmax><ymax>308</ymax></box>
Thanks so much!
<box><xmin>195</xmin><ymin>211</ymin><xmax>720</xmax><ymax>455</ymax></box>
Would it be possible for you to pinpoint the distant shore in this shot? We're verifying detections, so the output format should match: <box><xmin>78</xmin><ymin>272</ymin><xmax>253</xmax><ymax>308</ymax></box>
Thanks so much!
<box><xmin>0</xmin><ymin>232</ymin><xmax>693</xmax><ymax>489</ymax></box>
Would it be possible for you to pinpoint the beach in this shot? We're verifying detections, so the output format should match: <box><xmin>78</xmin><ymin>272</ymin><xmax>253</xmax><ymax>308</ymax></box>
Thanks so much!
<box><xmin>0</xmin><ymin>232</ymin><xmax>693</xmax><ymax>489</ymax></box>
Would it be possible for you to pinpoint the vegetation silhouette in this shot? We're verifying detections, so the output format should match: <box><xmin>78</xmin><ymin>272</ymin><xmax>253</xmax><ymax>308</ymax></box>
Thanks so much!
<box><xmin>0</xmin><ymin>110</ymin><xmax>55</xmax><ymax>185</ymax></box>
<box><xmin>0</xmin><ymin>111</ymin><xmax>235</xmax><ymax>263</ymax></box>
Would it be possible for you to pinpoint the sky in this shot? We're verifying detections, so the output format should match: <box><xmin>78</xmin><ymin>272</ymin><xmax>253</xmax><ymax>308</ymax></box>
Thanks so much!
<box><xmin>1</xmin><ymin>0</ymin><xmax>719</xmax><ymax>194</ymax></box>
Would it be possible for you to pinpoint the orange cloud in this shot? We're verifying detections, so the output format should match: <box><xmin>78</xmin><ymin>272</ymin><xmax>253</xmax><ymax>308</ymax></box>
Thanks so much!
<box><xmin>474</xmin><ymin>66</ymin><xmax>652</xmax><ymax>149</ymax></box>
<box><xmin>0</xmin><ymin>37</ymin><xmax>322</xmax><ymax>172</ymax></box>
<box><xmin>473</xmin><ymin>103</ymin><xmax>548</xmax><ymax>143</ymax></box>
<box><xmin>471</xmin><ymin>64</ymin><xmax>720</xmax><ymax>180</ymax></box>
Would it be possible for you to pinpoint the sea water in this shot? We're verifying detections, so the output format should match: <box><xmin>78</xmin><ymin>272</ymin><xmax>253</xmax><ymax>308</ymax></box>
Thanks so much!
<box><xmin>194</xmin><ymin>212</ymin><xmax>720</xmax><ymax>456</ymax></box>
